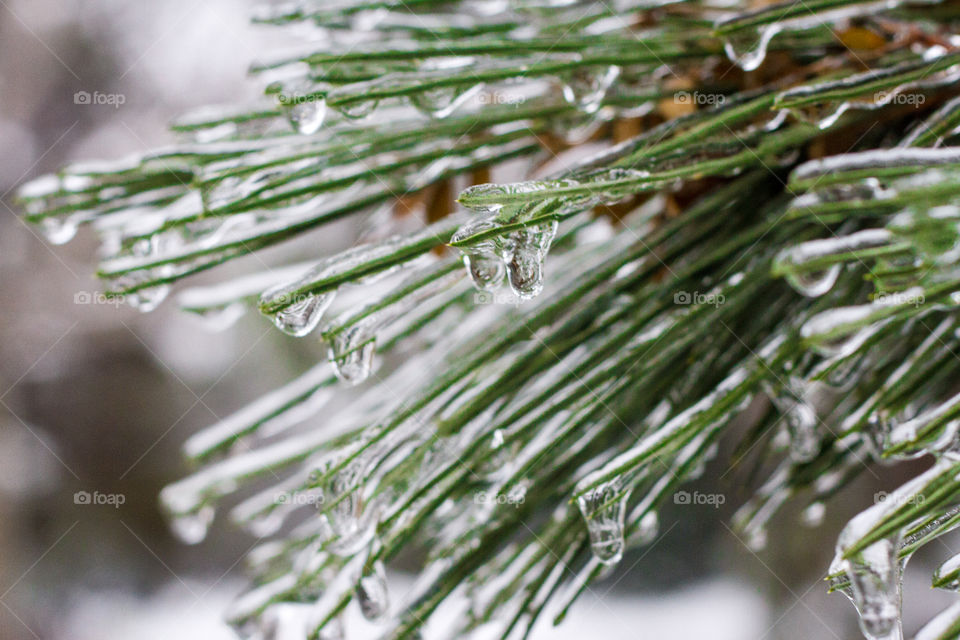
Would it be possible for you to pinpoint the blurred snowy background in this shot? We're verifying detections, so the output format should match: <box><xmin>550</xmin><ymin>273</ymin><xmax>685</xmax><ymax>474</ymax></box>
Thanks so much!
<box><xmin>0</xmin><ymin>2</ymin><xmax>956</xmax><ymax>639</ymax></box>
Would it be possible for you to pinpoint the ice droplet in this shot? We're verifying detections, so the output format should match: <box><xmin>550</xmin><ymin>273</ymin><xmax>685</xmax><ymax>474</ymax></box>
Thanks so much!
<box><xmin>126</xmin><ymin>285</ymin><xmax>172</xmax><ymax>313</ymax></box>
<box><xmin>505</xmin><ymin>220</ymin><xmax>558</xmax><ymax>300</ymax></box>
<box><xmin>786</xmin><ymin>400</ymin><xmax>820</xmax><ymax>463</ymax></box>
<box><xmin>285</xmin><ymin>97</ymin><xmax>327</xmax><ymax>135</ymax></box>
<box><xmin>768</xmin><ymin>380</ymin><xmax>820</xmax><ymax>463</ymax></box>
<box><xmin>335</xmin><ymin>99</ymin><xmax>379</xmax><ymax>120</ymax></box>
<box><xmin>329</xmin><ymin>337</ymin><xmax>376</xmax><ymax>386</ymax></box>
<box><xmin>168</xmin><ymin>504</ymin><xmax>216</xmax><ymax>545</ymax></box>
<box><xmin>634</xmin><ymin>510</ymin><xmax>660</xmax><ymax>546</ymax></box>
<box><xmin>840</xmin><ymin>535</ymin><xmax>903</xmax><ymax>640</ymax></box>
<box><xmin>356</xmin><ymin>560</ymin><xmax>390</xmax><ymax>621</ymax></box>
<box><xmin>269</xmin><ymin>292</ymin><xmax>336</xmax><ymax>337</ymax></box>
<box><xmin>40</xmin><ymin>215</ymin><xmax>79</xmax><ymax>245</ymax></box>
<box><xmin>410</xmin><ymin>83</ymin><xmax>483</xmax><ymax>119</ymax></box>
<box><xmin>562</xmin><ymin>66</ymin><xmax>620</xmax><ymax>114</ymax></box>
<box><xmin>722</xmin><ymin>24</ymin><xmax>782</xmax><ymax>72</ymax></box>
<box><xmin>784</xmin><ymin>264</ymin><xmax>842</xmax><ymax>298</ymax></box>
<box><xmin>463</xmin><ymin>252</ymin><xmax>505</xmax><ymax>291</ymax></box>
<box><xmin>453</xmin><ymin>218</ymin><xmax>506</xmax><ymax>291</ymax></box>
<box><xmin>576</xmin><ymin>478</ymin><xmax>630</xmax><ymax>566</ymax></box>
<box><xmin>326</xmin><ymin>463</ymin><xmax>378</xmax><ymax>556</ymax></box>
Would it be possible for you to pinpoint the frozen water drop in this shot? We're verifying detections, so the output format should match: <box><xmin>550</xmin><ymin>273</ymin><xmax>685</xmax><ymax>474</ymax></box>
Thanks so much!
<box><xmin>127</xmin><ymin>285</ymin><xmax>172</xmax><ymax>313</ymax></box>
<box><xmin>784</xmin><ymin>264</ymin><xmax>841</xmax><ymax>298</ymax></box>
<box><xmin>464</xmin><ymin>252</ymin><xmax>505</xmax><ymax>291</ymax></box>
<box><xmin>325</xmin><ymin>464</ymin><xmax>378</xmax><ymax>556</ymax></box>
<box><xmin>576</xmin><ymin>478</ymin><xmax>630</xmax><ymax>566</ymax></box>
<box><xmin>329</xmin><ymin>338</ymin><xmax>376</xmax><ymax>386</ymax></box>
<box><xmin>335</xmin><ymin>99</ymin><xmax>379</xmax><ymax>120</ymax></box>
<box><xmin>768</xmin><ymin>380</ymin><xmax>820</xmax><ymax>463</ymax></box>
<box><xmin>270</xmin><ymin>292</ymin><xmax>334</xmax><ymax>337</ymax></box>
<box><xmin>356</xmin><ymin>560</ymin><xmax>389</xmax><ymax>621</ymax></box>
<box><xmin>410</xmin><ymin>83</ymin><xmax>483</xmax><ymax>119</ymax></box>
<box><xmin>634</xmin><ymin>511</ymin><xmax>660</xmax><ymax>546</ymax></box>
<box><xmin>722</xmin><ymin>24</ymin><xmax>781</xmax><ymax>72</ymax></box>
<box><xmin>843</xmin><ymin>536</ymin><xmax>903</xmax><ymax>640</ymax></box>
<box><xmin>504</xmin><ymin>220</ymin><xmax>558</xmax><ymax>301</ymax></box>
<box><xmin>286</xmin><ymin>98</ymin><xmax>327</xmax><ymax>135</ymax></box>
<box><xmin>40</xmin><ymin>215</ymin><xmax>79</xmax><ymax>245</ymax></box>
<box><xmin>785</xmin><ymin>401</ymin><xmax>819</xmax><ymax>463</ymax></box>
<box><xmin>168</xmin><ymin>504</ymin><xmax>215</xmax><ymax>545</ymax></box>
<box><xmin>562</xmin><ymin>66</ymin><xmax>620</xmax><ymax>114</ymax></box>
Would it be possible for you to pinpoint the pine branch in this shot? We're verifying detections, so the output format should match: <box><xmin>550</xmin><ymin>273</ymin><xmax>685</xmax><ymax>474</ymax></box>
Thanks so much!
<box><xmin>16</xmin><ymin>1</ymin><xmax>960</xmax><ymax>639</ymax></box>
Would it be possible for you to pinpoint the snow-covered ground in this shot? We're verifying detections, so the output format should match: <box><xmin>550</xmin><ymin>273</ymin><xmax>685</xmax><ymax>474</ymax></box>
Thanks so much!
<box><xmin>59</xmin><ymin>577</ymin><xmax>768</xmax><ymax>640</ymax></box>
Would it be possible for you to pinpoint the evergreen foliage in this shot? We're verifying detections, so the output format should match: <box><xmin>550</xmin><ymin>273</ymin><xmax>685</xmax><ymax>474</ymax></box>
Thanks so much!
<box><xmin>17</xmin><ymin>1</ymin><xmax>960</xmax><ymax>638</ymax></box>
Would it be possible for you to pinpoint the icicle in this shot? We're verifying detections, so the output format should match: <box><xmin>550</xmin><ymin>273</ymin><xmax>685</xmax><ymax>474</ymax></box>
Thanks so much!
<box><xmin>505</xmin><ymin>220</ymin><xmax>558</xmax><ymax>300</ymax></box>
<box><xmin>774</xmin><ymin>229</ymin><xmax>893</xmax><ymax>297</ymax></box>
<box><xmin>561</xmin><ymin>65</ymin><xmax>620</xmax><ymax>114</ymax></box>
<box><xmin>325</xmin><ymin>462</ymin><xmax>380</xmax><ymax>556</ymax></box>
<box><xmin>356</xmin><ymin>559</ymin><xmax>390</xmax><ymax>621</ymax></box>
<box><xmin>765</xmin><ymin>378</ymin><xmax>820</xmax><ymax>463</ymax></box>
<box><xmin>40</xmin><ymin>214</ymin><xmax>80</xmax><ymax>245</ymax></box>
<box><xmin>167</xmin><ymin>504</ymin><xmax>216</xmax><ymax>545</ymax></box>
<box><xmin>453</xmin><ymin>219</ymin><xmax>507</xmax><ymax>291</ymax></box>
<box><xmin>267</xmin><ymin>291</ymin><xmax>336</xmax><ymax>337</ymax></box>
<box><xmin>721</xmin><ymin>24</ymin><xmax>782</xmax><ymax>72</ymax></box>
<box><xmin>285</xmin><ymin>97</ymin><xmax>327</xmax><ymax>135</ymax></box>
<box><xmin>334</xmin><ymin>99</ymin><xmax>379</xmax><ymax>120</ymax></box>
<box><xmin>126</xmin><ymin>284</ymin><xmax>173</xmax><ymax>313</ymax></box>
<box><xmin>329</xmin><ymin>336</ymin><xmax>377</xmax><ymax>386</ymax></box>
<box><xmin>827</xmin><ymin>460</ymin><xmax>956</xmax><ymax>640</ymax></box>
<box><xmin>784</xmin><ymin>264</ymin><xmax>841</xmax><ymax>298</ymax></box>
<box><xmin>833</xmin><ymin>533</ymin><xmax>904</xmax><ymax>640</ymax></box>
<box><xmin>801</xmin><ymin>307</ymin><xmax>890</xmax><ymax>357</ymax></box>
<box><xmin>633</xmin><ymin>510</ymin><xmax>660</xmax><ymax>546</ymax></box>
<box><xmin>576</xmin><ymin>476</ymin><xmax>630</xmax><ymax>566</ymax></box>
<box><xmin>410</xmin><ymin>83</ymin><xmax>484</xmax><ymax>119</ymax></box>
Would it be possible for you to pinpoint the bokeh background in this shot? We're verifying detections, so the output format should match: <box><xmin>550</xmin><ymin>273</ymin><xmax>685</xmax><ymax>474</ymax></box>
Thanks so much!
<box><xmin>0</xmin><ymin>2</ymin><xmax>956</xmax><ymax>639</ymax></box>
